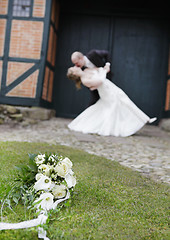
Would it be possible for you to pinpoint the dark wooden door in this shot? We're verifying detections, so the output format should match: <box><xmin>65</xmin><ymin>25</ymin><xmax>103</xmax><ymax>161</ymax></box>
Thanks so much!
<box><xmin>111</xmin><ymin>18</ymin><xmax>169</xmax><ymax>121</ymax></box>
<box><xmin>54</xmin><ymin>13</ymin><xmax>169</xmax><ymax>121</ymax></box>
<box><xmin>53</xmin><ymin>13</ymin><xmax>111</xmax><ymax>118</ymax></box>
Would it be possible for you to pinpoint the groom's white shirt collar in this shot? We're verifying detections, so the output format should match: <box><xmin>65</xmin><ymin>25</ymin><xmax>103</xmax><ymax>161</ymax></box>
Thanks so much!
<box><xmin>84</xmin><ymin>56</ymin><xmax>95</xmax><ymax>68</ymax></box>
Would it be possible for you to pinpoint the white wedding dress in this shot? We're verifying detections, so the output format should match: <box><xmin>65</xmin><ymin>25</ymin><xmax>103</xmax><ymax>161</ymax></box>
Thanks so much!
<box><xmin>68</xmin><ymin>67</ymin><xmax>156</xmax><ymax>137</ymax></box>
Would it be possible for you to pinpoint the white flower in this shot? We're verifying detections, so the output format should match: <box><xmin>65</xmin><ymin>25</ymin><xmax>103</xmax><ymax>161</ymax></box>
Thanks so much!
<box><xmin>54</xmin><ymin>158</ymin><xmax>73</xmax><ymax>178</ymax></box>
<box><xmin>65</xmin><ymin>174</ymin><xmax>76</xmax><ymax>188</ymax></box>
<box><xmin>35</xmin><ymin>154</ymin><xmax>45</xmax><ymax>165</ymax></box>
<box><xmin>34</xmin><ymin>192</ymin><xmax>54</xmax><ymax>211</ymax></box>
<box><xmin>48</xmin><ymin>182</ymin><xmax>55</xmax><ymax>191</ymax></box>
<box><xmin>52</xmin><ymin>184</ymin><xmax>67</xmax><ymax>199</ymax></box>
<box><xmin>34</xmin><ymin>175</ymin><xmax>52</xmax><ymax>191</ymax></box>
<box><xmin>35</xmin><ymin>173</ymin><xmax>44</xmax><ymax>181</ymax></box>
<box><xmin>62</xmin><ymin>157</ymin><xmax>73</xmax><ymax>168</ymax></box>
<box><xmin>48</xmin><ymin>155</ymin><xmax>55</xmax><ymax>162</ymax></box>
<box><xmin>38</xmin><ymin>164</ymin><xmax>51</xmax><ymax>177</ymax></box>
<box><xmin>54</xmin><ymin>162</ymin><xmax>69</xmax><ymax>178</ymax></box>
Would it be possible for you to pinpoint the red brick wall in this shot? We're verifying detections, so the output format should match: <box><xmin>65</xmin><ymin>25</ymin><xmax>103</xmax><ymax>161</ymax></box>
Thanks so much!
<box><xmin>165</xmin><ymin>45</ymin><xmax>170</xmax><ymax>111</ymax></box>
<box><xmin>42</xmin><ymin>68</ymin><xmax>54</xmax><ymax>102</ymax></box>
<box><xmin>0</xmin><ymin>0</ymin><xmax>8</xmax><ymax>91</ymax></box>
<box><xmin>165</xmin><ymin>79</ymin><xmax>170</xmax><ymax>111</ymax></box>
<box><xmin>0</xmin><ymin>19</ymin><xmax>6</xmax><ymax>56</ymax></box>
<box><xmin>6</xmin><ymin>62</ymin><xmax>34</xmax><ymax>86</ymax></box>
<box><xmin>9</xmin><ymin>20</ymin><xmax>44</xmax><ymax>59</ymax></box>
<box><xmin>42</xmin><ymin>66</ymin><xmax>49</xmax><ymax>100</ymax></box>
<box><xmin>0</xmin><ymin>0</ymin><xmax>46</xmax><ymax>99</ymax></box>
<box><xmin>42</xmin><ymin>0</ymin><xmax>60</xmax><ymax>103</ymax></box>
<box><xmin>0</xmin><ymin>0</ymin><xmax>8</xmax><ymax>15</ymax></box>
<box><xmin>47</xmin><ymin>70</ymin><xmax>54</xmax><ymax>102</ymax></box>
<box><xmin>7</xmin><ymin>70</ymin><xmax>39</xmax><ymax>98</ymax></box>
<box><xmin>33</xmin><ymin>0</ymin><xmax>46</xmax><ymax>17</ymax></box>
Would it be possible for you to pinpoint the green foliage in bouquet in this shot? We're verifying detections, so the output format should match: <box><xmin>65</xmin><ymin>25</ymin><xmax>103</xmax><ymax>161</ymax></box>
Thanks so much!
<box><xmin>1</xmin><ymin>152</ymin><xmax>76</xmax><ymax>218</ymax></box>
<box><xmin>1</xmin><ymin>154</ymin><xmax>38</xmax><ymax>215</ymax></box>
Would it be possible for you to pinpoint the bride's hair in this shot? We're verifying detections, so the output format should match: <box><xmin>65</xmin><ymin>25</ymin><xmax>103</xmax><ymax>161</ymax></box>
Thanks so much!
<box><xmin>67</xmin><ymin>68</ymin><xmax>82</xmax><ymax>89</ymax></box>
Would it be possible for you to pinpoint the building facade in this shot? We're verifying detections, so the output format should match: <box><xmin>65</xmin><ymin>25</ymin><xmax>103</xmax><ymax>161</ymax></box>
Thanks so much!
<box><xmin>0</xmin><ymin>0</ymin><xmax>170</xmax><ymax>122</ymax></box>
<box><xmin>0</xmin><ymin>0</ymin><xmax>58</xmax><ymax>107</ymax></box>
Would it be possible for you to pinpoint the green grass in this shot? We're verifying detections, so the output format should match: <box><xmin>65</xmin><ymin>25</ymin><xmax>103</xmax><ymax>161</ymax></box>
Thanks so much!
<box><xmin>0</xmin><ymin>141</ymin><xmax>169</xmax><ymax>240</ymax></box>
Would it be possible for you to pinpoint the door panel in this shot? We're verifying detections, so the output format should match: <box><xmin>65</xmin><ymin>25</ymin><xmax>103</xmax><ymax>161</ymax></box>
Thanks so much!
<box><xmin>53</xmin><ymin>13</ymin><xmax>111</xmax><ymax>117</ymax></box>
<box><xmin>112</xmin><ymin>18</ymin><xmax>168</xmax><ymax>119</ymax></box>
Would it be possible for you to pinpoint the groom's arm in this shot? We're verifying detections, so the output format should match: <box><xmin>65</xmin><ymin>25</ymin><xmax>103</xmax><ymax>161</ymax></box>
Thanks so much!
<box><xmin>86</xmin><ymin>49</ymin><xmax>111</xmax><ymax>67</ymax></box>
<box><xmin>95</xmin><ymin>50</ymin><xmax>111</xmax><ymax>63</ymax></box>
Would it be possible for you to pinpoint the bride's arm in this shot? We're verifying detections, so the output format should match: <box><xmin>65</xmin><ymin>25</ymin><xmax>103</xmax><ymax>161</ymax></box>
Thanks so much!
<box><xmin>81</xmin><ymin>66</ymin><xmax>108</xmax><ymax>90</ymax></box>
<box><xmin>89</xmin><ymin>65</ymin><xmax>109</xmax><ymax>90</ymax></box>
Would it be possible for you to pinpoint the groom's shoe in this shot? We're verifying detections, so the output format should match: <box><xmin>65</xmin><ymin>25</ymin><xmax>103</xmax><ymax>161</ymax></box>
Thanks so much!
<box><xmin>148</xmin><ymin>117</ymin><xmax>157</xmax><ymax>123</ymax></box>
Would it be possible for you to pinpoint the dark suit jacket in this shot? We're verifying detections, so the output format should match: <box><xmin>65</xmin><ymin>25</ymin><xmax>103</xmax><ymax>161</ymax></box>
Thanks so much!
<box><xmin>85</xmin><ymin>49</ymin><xmax>112</xmax><ymax>105</ymax></box>
<box><xmin>86</xmin><ymin>49</ymin><xmax>112</xmax><ymax>80</ymax></box>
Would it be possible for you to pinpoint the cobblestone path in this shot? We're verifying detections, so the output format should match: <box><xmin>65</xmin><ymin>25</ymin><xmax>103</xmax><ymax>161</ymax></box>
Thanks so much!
<box><xmin>0</xmin><ymin>118</ymin><xmax>169</xmax><ymax>185</ymax></box>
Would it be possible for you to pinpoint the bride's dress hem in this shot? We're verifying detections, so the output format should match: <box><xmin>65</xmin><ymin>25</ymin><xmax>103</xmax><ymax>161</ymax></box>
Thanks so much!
<box><xmin>68</xmin><ymin>117</ymin><xmax>156</xmax><ymax>137</ymax></box>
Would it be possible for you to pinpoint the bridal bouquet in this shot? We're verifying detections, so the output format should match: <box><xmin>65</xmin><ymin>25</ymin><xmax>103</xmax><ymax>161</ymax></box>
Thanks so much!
<box><xmin>0</xmin><ymin>152</ymin><xmax>76</xmax><ymax>240</ymax></box>
<box><xmin>33</xmin><ymin>153</ymin><xmax>76</xmax><ymax>210</ymax></box>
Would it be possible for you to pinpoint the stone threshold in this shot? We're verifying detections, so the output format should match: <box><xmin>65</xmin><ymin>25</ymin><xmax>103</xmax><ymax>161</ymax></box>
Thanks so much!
<box><xmin>0</xmin><ymin>104</ymin><xmax>56</xmax><ymax>126</ymax></box>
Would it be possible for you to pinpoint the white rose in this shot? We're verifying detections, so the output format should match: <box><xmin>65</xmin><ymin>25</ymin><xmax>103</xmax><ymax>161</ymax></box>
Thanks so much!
<box><xmin>54</xmin><ymin>162</ymin><xmax>69</xmax><ymax>178</ymax></box>
<box><xmin>34</xmin><ymin>175</ymin><xmax>51</xmax><ymax>191</ymax></box>
<box><xmin>35</xmin><ymin>154</ymin><xmax>45</xmax><ymax>165</ymax></box>
<box><xmin>52</xmin><ymin>184</ymin><xmax>67</xmax><ymax>199</ymax></box>
<box><xmin>62</xmin><ymin>157</ymin><xmax>73</xmax><ymax>169</ymax></box>
<box><xmin>38</xmin><ymin>164</ymin><xmax>51</xmax><ymax>177</ymax></box>
<box><xmin>34</xmin><ymin>192</ymin><xmax>54</xmax><ymax>211</ymax></box>
<box><xmin>35</xmin><ymin>173</ymin><xmax>44</xmax><ymax>181</ymax></box>
<box><xmin>65</xmin><ymin>174</ymin><xmax>76</xmax><ymax>188</ymax></box>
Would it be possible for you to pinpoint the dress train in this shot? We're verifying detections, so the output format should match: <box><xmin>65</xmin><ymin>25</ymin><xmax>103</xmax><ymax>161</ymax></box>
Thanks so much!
<box><xmin>68</xmin><ymin>68</ymin><xmax>156</xmax><ymax>137</ymax></box>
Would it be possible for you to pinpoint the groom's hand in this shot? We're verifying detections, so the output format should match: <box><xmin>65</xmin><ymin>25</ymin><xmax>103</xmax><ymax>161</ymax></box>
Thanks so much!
<box><xmin>104</xmin><ymin>62</ymin><xmax>110</xmax><ymax>73</ymax></box>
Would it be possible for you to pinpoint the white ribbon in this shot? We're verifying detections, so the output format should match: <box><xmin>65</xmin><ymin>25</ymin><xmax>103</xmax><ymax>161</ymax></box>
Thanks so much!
<box><xmin>0</xmin><ymin>192</ymin><xmax>70</xmax><ymax>240</ymax></box>
<box><xmin>0</xmin><ymin>214</ymin><xmax>47</xmax><ymax>230</ymax></box>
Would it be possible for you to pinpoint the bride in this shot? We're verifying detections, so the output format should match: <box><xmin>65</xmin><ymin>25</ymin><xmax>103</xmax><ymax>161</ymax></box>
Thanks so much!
<box><xmin>67</xmin><ymin>63</ymin><xmax>156</xmax><ymax>137</ymax></box>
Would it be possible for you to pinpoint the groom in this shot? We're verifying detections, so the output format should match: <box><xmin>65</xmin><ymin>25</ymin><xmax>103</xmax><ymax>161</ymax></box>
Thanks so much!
<box><xmin>71</xmin><ymin>49</ymin><xmax>112</xmax><ymax>105</ymax></box>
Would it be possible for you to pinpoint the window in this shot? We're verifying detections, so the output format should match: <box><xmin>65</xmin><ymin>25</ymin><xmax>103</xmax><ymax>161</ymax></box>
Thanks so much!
<box><xmin>12</xmin><ymin>0</ymin><xmax>31</xmax><ymax>17</ymax></box>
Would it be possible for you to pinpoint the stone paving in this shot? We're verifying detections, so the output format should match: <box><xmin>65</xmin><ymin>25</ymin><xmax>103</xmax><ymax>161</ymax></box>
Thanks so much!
<box><xmin>0</xmin><ymin>117</ymin><xmax>170</xmax><ymax>185</ymax></box>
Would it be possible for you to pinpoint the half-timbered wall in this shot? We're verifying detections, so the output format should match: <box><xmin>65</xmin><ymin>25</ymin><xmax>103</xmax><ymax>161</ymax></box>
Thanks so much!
<box><xmin>0</xmin><ymin>0</ymin><xmax>169</xmax><ymax>119</ymax></box>
<box><xmin>41</xmin><ymin>0</ymin><xmax>59</xmax><ymax>104</ymax></box>
<box><xmin>0</xmin><ymin>0</ymin><xmax>51</xmax><ymax>106</ymax></box>
<box><xmin>0</xmin><ymin>0</ymin><xmax>8</xmax><ymax>90</ymax></box>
